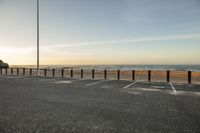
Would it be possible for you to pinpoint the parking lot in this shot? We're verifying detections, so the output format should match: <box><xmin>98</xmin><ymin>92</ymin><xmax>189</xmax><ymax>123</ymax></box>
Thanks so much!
<box><xmin>0</xmin><ymin>76</ymin><xmax>200</xmax><ymax>133</ymax></box>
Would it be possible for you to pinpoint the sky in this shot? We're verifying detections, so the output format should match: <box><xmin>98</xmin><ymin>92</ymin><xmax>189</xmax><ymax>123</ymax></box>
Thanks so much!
<box><xmin>0</xmin><ymin>0</ymin><xmax>200</xmax><ymax>65</ymax></box>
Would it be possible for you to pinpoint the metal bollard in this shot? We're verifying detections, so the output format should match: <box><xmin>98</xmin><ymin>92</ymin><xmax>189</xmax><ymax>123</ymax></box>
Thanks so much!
<box><xmin>44</xmin><ymin>69</ymin><xmax>47</xmax><ymax>77</ymax></box>
<box><xmin>71</xmin><ymin>69</ymin><xmax>73</xmax><ymax>78</ymax></box>
<box><xmin>167</xmin><ymin>70</ymin><xmax>170</xmax><ymax>82</ymax></box>
<box><xmin>104</xmin><ymin>70</ymin><xmax>107</xmax><ymax>80</ymax></box>
<box><xmin>11</xmin><ymin>68</ymin><xmax>13</xmax><ymax>75</ymax></box>
<box><xmin>81</xmin><ymin>69</ymin><xmax>83</xmax><ymax>78</ymax></box>
<box><xmin>148</xmin><ymin>70</ymin><xmax>151</xmax><ymax>82</ymax></box>
<box><xmin>23</xmin><ymin>68</ymin><xmax>25</xmax><ymax>76</ymax></box>
<box><xmin>30</xmin><ymin>69</ymin><xmax>32</xmax><ymax>76</ymax></box>
<box><xmin>92</xmin><ymin>69</ymin><xmax>95</xmax><ymax>79</ymax></box>
<box><xmin>53</xmin><ymin>69</ymin><xmax>55</xmax><ymax>77</ymax></box>
<box><xmin>132</xmin><ymin>70</ymin><xmax>135</xmax><ymax>81</ymax></box>
<box><xmin>61</xmin><ymin>69</ymin><xmax>64</xmax><ymax>77</ymax></box>
<box><xmin>188</xmin><ymin>71</ymin><xmax>192</xmax><ymax>84</ymax></box>
<box><xmin>117</xmin><ymin>70</ymin><xmax>120</xmax><ymax>80</ymax></box>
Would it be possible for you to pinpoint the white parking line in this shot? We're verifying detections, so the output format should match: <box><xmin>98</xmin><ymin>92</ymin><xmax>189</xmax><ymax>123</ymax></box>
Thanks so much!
<box><xmin>123</xmin><ymin>82</ymin><xmax>137</xmax><ymax>89</ymax></box>
<box><xmin>151</xmin><ymin>86</ymin><xmax>165</xmax><ymax>89</ymax></box>
<box><xmin>86</xmin><ymin>80</ymin><xmax>109</xmax><ymax>86</ymax></box>
<box><xmin>76</xmin><ymin>78</ymin><xmax>87</xmax><ymax>81</ymax></box>
<box><xmin>169</xmin><ymin>82</ymin><xmax>177</xmax><ymax>93</ymax></box>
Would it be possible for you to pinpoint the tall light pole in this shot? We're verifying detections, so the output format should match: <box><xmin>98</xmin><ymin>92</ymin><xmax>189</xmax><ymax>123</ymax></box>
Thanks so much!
<box><xmin>37</xmin><ymin>0</ymin><xmax>40</xmax><ymax>77</ymax></box>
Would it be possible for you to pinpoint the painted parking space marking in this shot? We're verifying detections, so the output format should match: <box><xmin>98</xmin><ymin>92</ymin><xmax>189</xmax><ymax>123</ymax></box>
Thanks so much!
<box><xmin>86</xmin><ymin>80</ymin><xmax>109</xmax><ymax>86</ymax></box>
<box><xmin>75</xmin><ymin>78</ymin><xmax>89</xmax><ymax>81</ymax></box>
<box><xmin>169</xmin><ymin>82</ymin><xmax>177</xmax><ymax>93</ymax></box>
<box><xmin>53</xmin><ymin>80</ymin><xmax>73</xmax><ymax>84</ymax></box>
<box><xmin>151</xmin><ymin>86</ymin><xmax>165</xmax><ymax>89</ymax></box>
<box><xmin>123</xmin><ymin>82</ymin><xmax>137</xmax><ymax>89</ymax></box>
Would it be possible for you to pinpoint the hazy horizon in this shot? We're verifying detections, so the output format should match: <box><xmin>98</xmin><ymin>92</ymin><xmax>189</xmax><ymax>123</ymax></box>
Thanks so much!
<box><xmin>10</xmin><ymin>64</ymin><xmax>200</xmax><ymax>66</ymax></box>
<box><xmin>1</xmin><ymin>0</ymin><xmax>200</xmax><ymax>65</ymax></box>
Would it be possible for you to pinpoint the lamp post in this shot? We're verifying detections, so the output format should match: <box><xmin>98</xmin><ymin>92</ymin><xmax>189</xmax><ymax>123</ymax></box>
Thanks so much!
<box><xmin>37</xmin><ymin>0</ymin><xmax>40</xmax><ymax>77</ymax></box>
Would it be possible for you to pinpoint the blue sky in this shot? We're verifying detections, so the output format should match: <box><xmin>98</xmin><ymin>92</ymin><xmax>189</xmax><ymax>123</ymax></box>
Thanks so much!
<box><xmin>0</xmin><ymin>0</ymin><xmax>200</xmax><ymax>65</ymax></box>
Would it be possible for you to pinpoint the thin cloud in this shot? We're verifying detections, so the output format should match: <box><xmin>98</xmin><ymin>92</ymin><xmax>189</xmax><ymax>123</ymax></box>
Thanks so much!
<box><xmin>41</xmin><ymin>33</ymin><xmax>200</xmax><ymax>48</ymax></box>
<box><xmin>41</xmin><ymin>49</ymin><xmax>93</xmax><ymax>56</ymax></box>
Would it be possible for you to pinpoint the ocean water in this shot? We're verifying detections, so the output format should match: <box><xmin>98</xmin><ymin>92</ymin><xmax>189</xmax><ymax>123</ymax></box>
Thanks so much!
<box><xmin>11</xmin><ymin>65</ymin><xmax>200</xmax><ymax>71</ymax></box>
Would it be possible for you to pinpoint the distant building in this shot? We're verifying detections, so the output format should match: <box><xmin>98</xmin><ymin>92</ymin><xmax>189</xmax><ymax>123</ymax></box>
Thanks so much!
<box><xmin>0</xmin><ymin>60</ymin><xmax>9</xmax><ymax>68</ymax></box>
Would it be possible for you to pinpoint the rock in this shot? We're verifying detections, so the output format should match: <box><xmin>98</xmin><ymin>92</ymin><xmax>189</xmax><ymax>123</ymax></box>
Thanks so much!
<box><xmin>0</xmin><ymin>60</ymin><xmax>9</xmax><ymax>68</ymax></box>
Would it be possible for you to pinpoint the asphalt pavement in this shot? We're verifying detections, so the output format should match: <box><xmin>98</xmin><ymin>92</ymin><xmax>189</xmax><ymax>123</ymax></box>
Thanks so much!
<box><xmin>0</xmin><ymin>76</ymin><xmax>200</xmax><ymax>133</ymax></box>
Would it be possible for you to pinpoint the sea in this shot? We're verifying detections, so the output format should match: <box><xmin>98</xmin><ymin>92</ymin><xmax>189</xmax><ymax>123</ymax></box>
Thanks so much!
<box><xmin>10</xmin><ymin>65</ymin><xmax>200</xmax><ymax>71</ymax></box>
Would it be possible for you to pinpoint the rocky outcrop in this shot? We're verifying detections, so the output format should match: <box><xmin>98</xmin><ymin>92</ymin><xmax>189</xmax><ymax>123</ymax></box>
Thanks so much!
<box><xmin>0</xmin><ymin>60</ymin><xmax>9</xmax><ymax>68</ymax></box>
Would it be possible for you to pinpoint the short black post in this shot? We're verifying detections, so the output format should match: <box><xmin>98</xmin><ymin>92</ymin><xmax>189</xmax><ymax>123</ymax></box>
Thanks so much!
<box><xmin>81</xmin><ymin>69</ymin><xmax>83</xmax><ymax>78</ymax></box>
<box><xmin>188</xmin><ymin>71</ymin><xmax>192</xmax><ymax>84</ymax></box>
<box><xmin>0</xmin><ymin>68</ymin><xmax>2</xmax><ymax>75</ymax></box>
<box><xmin>11</xmin><ymin>68</ymin><xmax>13</xmax><ymax>75</ymax></box>
<box><xmin>71</xmin><ymin>69</ymin><xmax>73</xmax><ymax>78</ymax></box>
<box><xmin>52</xmin><ymin>69</ymin><xmax>55</xmax><ymax>77</ymax></box>
<box><xmin>5</xmin><ymin>68</ymin><xmax>7</xmax><ymax>75</ymax></box>
<box><xmin>23</xmin><ymin>68</ymin><xmax>25</xmax><ymax>76</ymax></box>
<box><xmin>44</xmin><ymin>69</ymin><xmax>47</xmax><ymax>77</ymax></box>
<box><xmin>167</xmin><ymin>70</ymin><xmax>170</xmax><ymax>82</ymax></box>
<box><xmin>117</xmin><ymin>70</ymin><xmax>120</xmax><ymax>80</ymax></box>
<box><xmin>148</xmin><ymin>70</ymin><xmax>151</xmax><ymax>82</ymax></box>
<box><xmin>61</xmin><ymin>69</ymin><xmax>64</xmax><ymax>77</ymax></box>
<box><xmin>17</xmin><ymin>68</ymin><xmax>19</xmax><ymax>75</ymax></box>
<box><xmin>30</xmin><ymin>69</ymin><xmax>32</xmax><ymax>76</ymax></box>
<box><xmin>92</xmin><ymin>69</ymin><xmax>95</xmax><ymax>79</ymax></box>
<box><xmin>104</xmin><ymin>70</ymin><xmax>107</xmax><ymax>80</ymax></box>
<box><xmin>132</xmin><ymin>70</ymin><xmax>135</xmax><ymax>80</ymax></box>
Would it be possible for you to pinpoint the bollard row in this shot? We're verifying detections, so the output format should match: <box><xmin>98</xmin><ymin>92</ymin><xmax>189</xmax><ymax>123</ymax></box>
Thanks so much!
<box><xmin>0</xmin><ymin>68</ymin><xmax>195</xmax><ymax>84</ymax></box>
